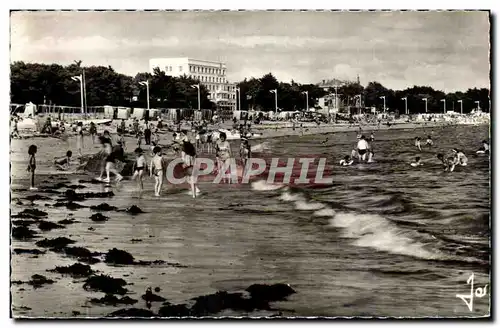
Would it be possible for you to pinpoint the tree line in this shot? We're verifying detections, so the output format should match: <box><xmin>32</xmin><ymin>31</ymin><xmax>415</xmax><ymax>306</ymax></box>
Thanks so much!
<box><xmin>10</xmin><ymin>61</ymin><xmax>490</xmax><ymax>114</ymax></box>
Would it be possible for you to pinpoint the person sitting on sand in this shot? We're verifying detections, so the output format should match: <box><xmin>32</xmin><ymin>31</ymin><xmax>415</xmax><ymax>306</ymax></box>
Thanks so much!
<box><xmin>410</xmin><ymin>156</ymin><xmax>423</xmax><ymax>167</ymax></box>
<box><xmin>54</xmin><ymin>150</ymin><xmax>73</xmax><ymax>170</ymax></box>
<box><xmin>132</xmin><ymin>148</ymin><xmax>146</xmax><ymax>194</ymax></box>
<box><xmin>27</xmin><ymin>144</ymin><xmax>38</xmax><ymax>190</ymax></box>
<box><xmin>452</xmin><ymin>149</ymin><xmax>468</xmax><ymax>166</ymax></box>
<box><xmin>356</xmin><ymin>135</ymin><xmax>369</xmax><ymax>162</ymax></box>
<box><xmin>426</xmin><ymin>135</ymin><xmax>433</xmax><ymax>146</ymax></box>
<box><xmin>414</xmin><ymin>137</ymin><xmax>422</xmax><ymax>151</ymax></box>
<box><xmin>340</xmin><ymin>155</ymin><xmax>354</xmax><ymax>166</ymax></box>
<box><xmin>150</xmin><ymin>146</ymin><xmax>164</xmax><ymax>197</ymax></box>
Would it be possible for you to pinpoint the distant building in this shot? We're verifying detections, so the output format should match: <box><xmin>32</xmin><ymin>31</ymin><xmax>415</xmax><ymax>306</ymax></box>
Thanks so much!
<box><xmin>316</xmin><ymin>78</ymin><xmax>351</xmax><ymax>92</ymax></box>
<box><xmin>149</xmin><ymin>57</ymin><xmax>236</xmax><ymax>111</ymax></box>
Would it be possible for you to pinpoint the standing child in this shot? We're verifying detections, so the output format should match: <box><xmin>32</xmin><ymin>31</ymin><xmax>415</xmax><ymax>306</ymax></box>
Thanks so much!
<box><xmin>136</xmin><ymin>130</ymin><xmax>143</xmax><ymax>148</ymax></box>
<box><xmin>132</xmin><ymin>148</ymin><xmax>146</xmax><ymax>194</ymax></box>
<box><xmin>181</xmin><ymin>138</ymin><xmax>199</xmax><ymax>198</ymax></box>
<box><xmin>27</xmin><ymin>145</ymin><xmax>37</xmax><ymax>190</ymax></box>
<box><xmin>150</xmin><ymin>146</ymin><xmax>164</xmax><ymax>197</ymax></box>
<box><xmin>239</xmin><ymin>138</ymin><xmax>251</xmax><ymax>171</ymax></box>
<box><xmin>117</xmin><ymin>132</ymin><xmax>126</xmax><ymax>150</ymax></box>
<box><xmin>89</xmin><ymin>122</ymin><xmax>97</xmax><ymax>144</ymax></box>
<box><xmin>414</xmin><ymin>137</ymin><xmax>422</xmax><ymax>151</ymax></box>
<box><xmin>76</xmin><ymin>122</ymin><xmax>84</xmax><ymax>157</ymax></box>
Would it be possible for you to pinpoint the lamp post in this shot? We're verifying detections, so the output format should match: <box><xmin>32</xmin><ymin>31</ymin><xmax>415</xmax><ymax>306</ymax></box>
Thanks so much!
<box><xmin>139</xmin><ymin>80</ymin><xmax>150</xmax><ymax>110</ymax></box>
<box><xmin>270</xmin><ymin>89</ymin><xmax>278</xmax><ymax>113</ymax></box>
<box><xmin>379</xmin><ymin>95</ymin><xmax>386</xmax><ymax>113</ymax></box>
<box><xmin>334</xmin><ymin>85</ymin><xmax>339</xmax><ymax>112</ymax></box>
<box><xmin>302</xmin><ymin>91</ymin><xmax>309</xmax><ymax>112</ymax></box>
<box><xmin>191</xmin><ymin>83</ymin><xmax>200</xmax><ymax>111</ymax></box>
<box><xmin>423</xmin><ymin>98</ymin><xmax>428</xmax><ymax>113</ymax></box>
<box><xmin>458</xmin><ymin>100</ymin><xmax>463</xmax><ymax>115</ymax></box>
<box><xmin>440</xmin><ymin>99</ymin><xmax>446</xmax><ymax>114</ymax></box>
<box><xmin>401</xmin><ymin>97</ymin><xmax>408</xmax><ymax>115</ymax></box>
<box><xmin>71</xmin><ymin>74</ymin><xmax>84</xmax><ymax>114</ymax></box>
<box><xmin>235</xmin><ymin>87</ymin><xmax>241</xmax><ymax>111</ymax></box>
<box><xmin>475</xmin><ymin>100</ymin><xmax>480</xmax><ymax>111</ymax></box>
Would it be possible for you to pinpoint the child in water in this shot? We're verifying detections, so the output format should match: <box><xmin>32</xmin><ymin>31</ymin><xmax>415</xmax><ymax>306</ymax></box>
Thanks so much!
<box><xmin>410</xmin><ymin>156</ymin><xmax>423</xmax><ymax>167</ymax></box>
<box><xmin>150</xmin><ymin>146</ymin><xmax>164</xmax><ymax>197</ymax></box>
<box><xmin>339</xmin><ymin>155</ymin><xmax>353</xmax><ymax>166</ymax></box>
<box><xmin>132</xmin><ymin>148</ymin><xmax>146</xmax><ymax>194</ymax></box>
<box><xmin>426</xmin><ymin>135</ymin><xmax>433</xmax><ymax>146</ymax></box>
<box><xmin>445</xmin><ymin>157</ymin><xmax>456</xmax><ymax>172</ymax></box>
<box><xmin>477</xmin><ymin>140</ymin><xmax>489</xmax><ymax>154</ymax></box>
<box><xmin>27</xmin><ymin>145</ymin><xmax>37</xmax><ymax>190</ymax></box>
<box><xmin>415</xmin><ymin>137</ymin><xmax>422</xmax><ymax>151</ymax></box>
<box><xmin>452</xmin><ymin>149</ymin><xmax>468</xmax><ymax>166</ymax></box>
<box><xmin>367</xmin><ymin>150</ymin><xmax>375</xmax><ymax>163</ymax></box>
<box><xmin>54</xmin><ymin>150</ymin><xmax>73</xmax><ymax>170</ymax></box>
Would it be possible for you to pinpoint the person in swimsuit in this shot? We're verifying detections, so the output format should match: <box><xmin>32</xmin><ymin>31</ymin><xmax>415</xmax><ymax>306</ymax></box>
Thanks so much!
<box><xmin>150</xmin><ymin>146</ymin><xmax>164</xmax><ymax>197</ymax></box>
<box><xmin>76</xmin><ymin>122</ymin><xmax>84</xmax><ymax>157</ymax></box>
<box><xmin>410</xmin><ymin>156</ymin><xmax>423</xmax><ymax>167</ymax></box>
<box><xmin>117</xmin><ymin>132</ymin><xmax>126</xmax><ymax>151</ymax></box>
<box><xmin>27</xmin><ymin>145</ymin><xmax>37</xmax><ymax>190</ymax></box>
<box><xmin>132</xmin><ymin>148</ymin><xmax>146</xmax><ymax>193</ymax></box>
<box><xmin>89</xmin><ymin>122</ymin><xmax>97</xmax><ymax>144</ymax></box>
<box><xmin>452</xmin><ymin>148</ymin><xmax>468</xmax><ymax>166</ymax></box>
<box><xmin>477</xmin><ymin>140</ymin><xmax>489</xmax><ymax>154</ymax></box>
<box><xmin>340</xmin><ymin>155</ymin><xmax>353</xmax><ymax>166</ymax></box>
<box><xmin>181</xmin><ymin>137</ymin><xmax>199</xmax><ymax>198</ymax></box>
<box><xmin>54</xmin><ymin>150</ymin><xmax>72</xmax><ymax>170</ymax></box>
<box><xmin>239</xmin><ymin>138</ymin><xmax>251</xmax><ymax>171</ymax></box>
<box><xmin>415</xmin><ymin>137</ymin><xmax>422</xmax><ymax>151</ymax></box>
<box><xmin>136</xmin><ymin>130</ymin><xmax>143</xmax><ymax>148</ymax></box>
<box><xmin>216</xmin><ymin>132</ymin><xmax>232</xmax><ymax>183</ymax></box>
<box><xmin>356</xmin><ymin>135</ymin><xmax>369</xmax><ymax>161</ymax></box>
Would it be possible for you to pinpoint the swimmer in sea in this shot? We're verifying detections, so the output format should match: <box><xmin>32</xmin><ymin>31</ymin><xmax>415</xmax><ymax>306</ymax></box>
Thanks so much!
<box><xmin>410</xmin><ymin>156</ymin><xmax>423</xmax><ymax>167</ymax></box>
<box><xmin>477</xmin><ymin>140</ymin><xmax>489</xmax><ymax>154</ymax></box>
<box><xmin>54</xmin><ymin>150</ymin><xmax>73</xmax><ymax>170</ymax></box>
<box><xmin>339</xmin><ymin>155</ymin><xmax>353</xmax><ymax>166</ymax></box>
<box><xmin>445</xmin><ymin>156</ymin><xmax>456</xmax><ymax>172</ymax></box>
<box><xmin>415</xmin><ymin>137</ymin><xmax>422</xmax><ymax>151</ymax></box>
<box><xmin>149</xmin><ymin>146</ymin><xmax>164</xmax><ymax>197</ymax></box>
<box><xmin>426</xmin><ymin>135</ymin><xmax>433</xmax><ymax>146</ymax></box>
<box><xmin>452</xmin><ymin>148</ymin><xmax>468</xmax><ymax>166</ymax></box>
<box><xmin>356</xmin><ymin>135</ymin><xmax>369</xmax><ymax>162</ymax></box>
<box><xmin>131</xmin><ymin>148</ymin><xmax>146</xmax><ymax>194</ymax></box>
<box><xmin>437</xmin><ymin>153</ymin><xmax>447</xmax><ymax>167</ymax></box>
<box><xmin>367</xmin><ymin>150</ymin><xmax>375</xmax><ymax>163</ymax></box>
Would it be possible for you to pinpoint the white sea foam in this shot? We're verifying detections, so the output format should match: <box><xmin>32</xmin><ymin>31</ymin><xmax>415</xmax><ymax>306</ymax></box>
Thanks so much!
<box><xmin>313</xmin><ymin>208</ymin><xmax>336</xmax><ymax>217</ymax></box>
<box><xmin>295</xmin><ymin>200</ymin><xmax>325</xmax><ymax>211</ymax></box>
<box><xmin>251</xmin><ymin>180</ymin><xmax>285</xmax><ymax>191</ymax></box>
<box><xmin>329</xmin><ymin>212</ymin><xmax>441</xmax><ymax>260</ymax></box>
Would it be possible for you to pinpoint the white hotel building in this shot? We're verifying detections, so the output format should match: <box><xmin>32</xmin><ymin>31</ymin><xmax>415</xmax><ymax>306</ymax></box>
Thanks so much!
<box><xmin>149</xmin><ymin>57</ymin><xmax>236</xmax><ymax>111</ymax></box>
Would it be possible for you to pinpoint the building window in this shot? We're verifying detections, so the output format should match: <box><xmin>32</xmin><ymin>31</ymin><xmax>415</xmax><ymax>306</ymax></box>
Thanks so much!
<box><xmin>179</xmin><ymin>66</ymin><xmax>183</xmax><ymax>72</ymax></box>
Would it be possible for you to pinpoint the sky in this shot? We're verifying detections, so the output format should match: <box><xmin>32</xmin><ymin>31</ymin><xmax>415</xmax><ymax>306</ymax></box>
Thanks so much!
<box><xmin>10</xmin><ymin>10</ymin><xmax>490</xmax><ymax>92</ymax></box>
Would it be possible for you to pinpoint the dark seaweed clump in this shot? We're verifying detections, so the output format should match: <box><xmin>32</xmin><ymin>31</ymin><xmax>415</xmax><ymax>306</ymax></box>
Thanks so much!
<box><xmin>27</xmin><ymin>274</ymin><xmax>55</xmax><ymax>288</ymax></box>
<box><xmin>89</xmin><ymin>213</ymin><xmax>109</xmax><ymax>222</ymax></box>
<box><xmin>35</xmin><ymin>237</ymin><xmax>76</xmax><ymax>249</ymax></box>
<box><xmin>38</xmin><ymin>220</ymin><xmax>65</xmax><ymax>231</ymax></box>
<box><xmin>13</xmin><ymin>248</ymin><xmax>46</xmax><ymax>255</ymax></box>
<box><xmin>83</xmin><ymin>275</ymin><xmax>128</xmax><ymax>295</ymax></box>
<box><xmin>48</xmin><ymin>263</ymin><xmax>94</xmax><ymax>277</ymax></box>
<box><xmin>12</xmin><ymin>226</ymin><xmax>37</xmax><ymax>240</ymax></box>
<box><xmin>90</xmin><ymin>203</ymin><xmax>118</xmax><ymax>211</ymax></box>
<box><xmin>90</xmin><ymin>294</ymin><xmax>138</xmax><ymax>306</ymax></box>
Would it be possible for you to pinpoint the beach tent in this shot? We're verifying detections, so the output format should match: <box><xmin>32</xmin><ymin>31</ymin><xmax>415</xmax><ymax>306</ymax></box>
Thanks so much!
<box><xmin>103</xmin><ymin>105</ymin><xmax>115</xmax><ymax>119</ymax></box>
<box><xmin>116</xmin><ymin>107</ymin><xmax>131</xmax><ymax>119</ymax></box>
<box><xmin>132</xmin><ymin>108</ymin><xmax>146</xmax><ymax>119</ymax></box>
<box><xmin>23</xmin><ymin>102</ymin><xmax>37</xmax><ymax>117</ymax></box>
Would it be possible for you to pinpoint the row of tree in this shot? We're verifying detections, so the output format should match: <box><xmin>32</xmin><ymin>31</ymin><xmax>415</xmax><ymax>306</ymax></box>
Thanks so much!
<box><xmin>10</xmin><ymin>61</ymin><xmax>490</xmax><ymax>114</ymax></box>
